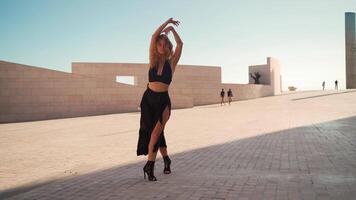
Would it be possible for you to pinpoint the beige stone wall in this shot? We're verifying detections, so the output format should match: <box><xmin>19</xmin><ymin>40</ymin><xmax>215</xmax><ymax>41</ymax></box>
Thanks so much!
<box><xmin>0</xmin><ymin>60</ymin><xmax>274</xmax><ymax>123</ymax></box>
<box><xmin>0</xmin><ymin>61</ymin><xmax>143</xmax><ymax>123</ymax></box>
<box><xmin>72</xmin><ymin>63</ymin><xmax>222</xmax><ymax>106</ymax></box>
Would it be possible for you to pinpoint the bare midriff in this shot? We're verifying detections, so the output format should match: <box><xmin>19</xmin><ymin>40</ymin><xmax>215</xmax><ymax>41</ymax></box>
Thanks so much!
<box><xmin>148</xmin><ymin>82</ymin><xmax>169</xmax><ymax>92</ymax></box>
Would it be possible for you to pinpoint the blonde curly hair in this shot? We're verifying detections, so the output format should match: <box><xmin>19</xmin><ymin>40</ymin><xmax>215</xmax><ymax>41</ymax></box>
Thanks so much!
<box><xmin>150</xmin><ymin>34</ymin><xmax>173</xmax><ymax>68</ymax></box>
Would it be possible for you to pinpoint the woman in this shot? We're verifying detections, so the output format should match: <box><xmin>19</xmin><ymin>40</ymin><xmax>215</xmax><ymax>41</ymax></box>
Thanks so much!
<box><xmin>137</xmin><ymin>18</ymin><xmax>183</xmax><ymax>181</ymax></box>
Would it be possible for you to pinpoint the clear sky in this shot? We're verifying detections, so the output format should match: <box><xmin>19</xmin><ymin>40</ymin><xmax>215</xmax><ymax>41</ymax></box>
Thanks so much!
<box><xmin>0</xmin><ymin>0</ymin><xmax>355</xmax><ymax>90</ymax></box>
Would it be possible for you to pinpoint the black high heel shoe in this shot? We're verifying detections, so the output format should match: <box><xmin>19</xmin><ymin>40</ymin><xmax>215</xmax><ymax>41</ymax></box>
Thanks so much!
<box><xmin>143</xmin><ymin>160</ymin><xmax>157</xmax><ymax>181</ymax></box>
<box><xmin>163</xmin><ymin>155</ymin><xmax>171</xmax><ymax>174</ymax></box>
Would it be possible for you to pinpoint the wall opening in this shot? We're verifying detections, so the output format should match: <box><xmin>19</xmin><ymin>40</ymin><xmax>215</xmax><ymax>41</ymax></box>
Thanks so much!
<box><xmin>116</xmin><ymin>76</ymin><xmax>136</xmax><ymax>85</ymax></box>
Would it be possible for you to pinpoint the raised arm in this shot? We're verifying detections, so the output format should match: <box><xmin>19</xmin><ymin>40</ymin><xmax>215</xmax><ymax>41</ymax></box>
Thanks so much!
<box><xmin>149</xmin><ymin>18</ymin><xmax>179</xmax><ymax>67</ymax></box>
<box><xmin>162</xmin><ymin>26</ymin><xmax>183</xmax><ymax>72</ymax></box>
<box><xmin>170</xmin><ymin>28</ymin><xmax>183</xmax><ymax>71</ymax></box>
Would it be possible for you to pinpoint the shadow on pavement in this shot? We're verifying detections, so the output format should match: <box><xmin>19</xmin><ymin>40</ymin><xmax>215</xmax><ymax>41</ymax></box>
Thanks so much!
<box><xmin>292</xmin><ymin>90</ymin><xmax>356</xmax><ymax>101</ymax></box>
<box><xmin>2</xmin><ymin>116</ymin><xmax>356</xmax><ymax>199</ymax></box>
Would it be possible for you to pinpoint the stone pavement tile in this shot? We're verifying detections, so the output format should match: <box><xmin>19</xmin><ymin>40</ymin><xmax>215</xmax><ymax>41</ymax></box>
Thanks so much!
<box><xmin>1</xmin><ymin>90</ymin><xmax>356</xmax><ymax>199</ymax></box>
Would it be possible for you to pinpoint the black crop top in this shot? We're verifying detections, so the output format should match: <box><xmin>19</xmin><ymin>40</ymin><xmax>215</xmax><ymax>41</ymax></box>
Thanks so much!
<box><xmin>149</xmin><ymin>60</ymin><xmax>172</xmax><ymax>85</ymax></box>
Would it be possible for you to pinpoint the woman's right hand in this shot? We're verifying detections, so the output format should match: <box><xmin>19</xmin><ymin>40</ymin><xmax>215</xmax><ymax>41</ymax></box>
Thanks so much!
<box><xmin>167</xmin><ymin>18</ymin><xmax>180</xmax><ymax>27</ymax></box>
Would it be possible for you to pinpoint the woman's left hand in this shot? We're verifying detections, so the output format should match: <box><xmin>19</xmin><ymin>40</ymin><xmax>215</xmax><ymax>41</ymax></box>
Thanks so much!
<box><xmin>162</xmin><ymin>26</ymin><xmax>174</xmax><ymax>35</ymax></box>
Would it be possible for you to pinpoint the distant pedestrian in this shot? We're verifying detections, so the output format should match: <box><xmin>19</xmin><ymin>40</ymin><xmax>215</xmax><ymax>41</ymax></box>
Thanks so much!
<box><xmin>335</xmin><ymin>80</ymin><xmax>338</xmax><ymax>90</ymax></box>
<box><xmin>322</xmin><ymin>81</ymin><xmax>325</xmax><ymax>90</ymax></box>
<box><xmin>220</xmin><ymin>89</ymin><xmax>225</xmax><ymax>106</ymax></box>
<box><xmin>227</xmin><ymin>89</ymin><xmax>233</xmax><ymax>105</ymax></box>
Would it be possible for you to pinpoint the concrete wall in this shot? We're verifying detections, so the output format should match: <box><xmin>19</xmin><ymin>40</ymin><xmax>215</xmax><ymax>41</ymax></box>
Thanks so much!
<box><xmin>269</xmin><ymin>57</ymin><xmax>282</xmax><ymax>95</ymax></box>
<box><xmin>345</xmin><ymin>12</ymin><xmax>356</xmax><ymax>89</ymax></box>
<box><xmin>221</xmin><ymin>83</ymin><xmax>273</xmax><ymax>100</ymax></box>
<box><xmin>249</xmin><ymin>57</ymin><xmax>281</xmax><ymax>95</ymax></box>
<box><xmin>0</xmin><ymin>60</ymin><xmax>274</xmax><ymax>123</ymax></box>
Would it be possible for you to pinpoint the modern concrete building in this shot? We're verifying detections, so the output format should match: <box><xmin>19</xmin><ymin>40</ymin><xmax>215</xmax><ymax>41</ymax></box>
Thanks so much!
<box><xmin>345</xmin><ymin>12</ymin><xmax>356</xmax><ymax>89</ymax></box>
<box><xmin>0</xmin><ymin>58</ymin><xmax>281</xmax><ymax>123</ymax></box>
<box><xmin>248</xmin><ymin>57</ymin><xmax>281</xmax><ymax>95</ymax></box>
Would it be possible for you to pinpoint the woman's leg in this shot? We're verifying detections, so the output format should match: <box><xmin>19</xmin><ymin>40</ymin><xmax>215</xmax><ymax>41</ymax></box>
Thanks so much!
<box><xmin>161</xmin><ymin>146</ymin><xmax>171</xmax><ymax>174</ymax></box>
<box><xmin>159</xmin><ymin>147</ymin><xmax>168</xmax><ymax>157</ymax></box>
<box><xmin>143</xmin><ymin>105</ymin><xmax>170</xmax><ymax>181</ymax></box>
<box><xmin>148</xmin><ymin>105</ymin><xmax>171</xmax><ymax>161</ymax></box>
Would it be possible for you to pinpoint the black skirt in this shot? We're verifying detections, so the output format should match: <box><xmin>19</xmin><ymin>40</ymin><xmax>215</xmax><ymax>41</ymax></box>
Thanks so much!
<box><xmin>137</xmin><ymin>84</ymin><xmax>171</xmax><ymax>156</ymax></box>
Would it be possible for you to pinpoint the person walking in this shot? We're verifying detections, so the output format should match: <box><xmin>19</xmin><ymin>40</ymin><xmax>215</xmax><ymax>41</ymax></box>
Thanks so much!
<box><xmin>322</xmin><ymin>81</ymin><xmax>325</xmax><ymax>90</ymax></box>
<box><xmin>227</xmin><ymin>89</ymin><xmax>233</xmax><ymax>105</ymax></box>
<box><xmin>220</xmin><ymin>89</ymin><xmax>225</xmax><ymax>106</ymax></box>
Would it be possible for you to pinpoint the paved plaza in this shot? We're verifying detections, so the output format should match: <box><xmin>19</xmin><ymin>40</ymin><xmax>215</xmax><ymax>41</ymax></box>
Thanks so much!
<box><xmin>1</xmin><ymin>90</ymin><xmax>356</xmax><ymax>200</ymax></box>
